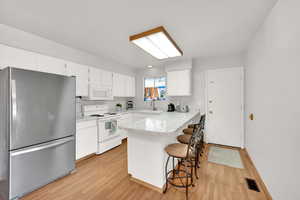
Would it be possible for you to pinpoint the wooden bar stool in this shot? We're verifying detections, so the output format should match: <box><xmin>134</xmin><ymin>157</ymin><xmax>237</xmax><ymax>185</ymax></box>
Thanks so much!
<box><xmin>183</xmin><ymin>114</ymin><xmax>206</xmax><ymax>135</ymax></box>
<box><xmin>177</xmin><ymin>129</ymin><xmax>204</xmax><ymax>179</ymax></box>
<box><xmin>163</xmin><ymin>128</ymin><xmax>202</xmax><ymax>200</ymax></box>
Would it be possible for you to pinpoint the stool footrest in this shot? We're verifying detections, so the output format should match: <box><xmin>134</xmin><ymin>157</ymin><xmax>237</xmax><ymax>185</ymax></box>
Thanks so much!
<box><xmin>166</xmin><ymin>169</ymin><xmax>193</xmax><ymax>188</ymax></box>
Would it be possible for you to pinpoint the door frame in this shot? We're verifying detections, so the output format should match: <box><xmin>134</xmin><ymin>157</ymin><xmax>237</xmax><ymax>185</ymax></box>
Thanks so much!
<box><xmin>204</xmin><ymin>67</ymin><xmax>244</xmax><ymax>148</ymax></box>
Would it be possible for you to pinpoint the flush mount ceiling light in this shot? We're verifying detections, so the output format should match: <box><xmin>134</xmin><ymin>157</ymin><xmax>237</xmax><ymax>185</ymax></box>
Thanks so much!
<box><xmin>130</xmin><ymin>26</ymin><xmax>183</xmax><ymax>60</ymax></box>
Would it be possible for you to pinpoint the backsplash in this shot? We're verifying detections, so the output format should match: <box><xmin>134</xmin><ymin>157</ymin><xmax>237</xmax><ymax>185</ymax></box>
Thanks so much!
<box><xmin>134</xmin><ymin>96</ymin><xmax>202</xmax><ymax>113</ymax></box>
<box><xmin>76</xmin><ymin>97</ymin><xmax>133</xmax><ymax>117</ymax></box>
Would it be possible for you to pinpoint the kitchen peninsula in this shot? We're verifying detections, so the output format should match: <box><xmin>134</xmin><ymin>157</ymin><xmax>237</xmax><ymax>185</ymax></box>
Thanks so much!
<box><xmin>118</xmin><ymin>111</ymin><xmax>200</xmax><ymax>192</ymax></box>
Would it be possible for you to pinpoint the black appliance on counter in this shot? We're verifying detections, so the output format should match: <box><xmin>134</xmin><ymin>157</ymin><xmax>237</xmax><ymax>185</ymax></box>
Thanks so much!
<box><xmin>126</xmin><ymin>100</ymin><xmax>134</xmax><ymax>110</ymax></box>
<box><xmin>167</xmin><ymin>103</ymin><xmax>175</xmax><ymax>112</ymax></box>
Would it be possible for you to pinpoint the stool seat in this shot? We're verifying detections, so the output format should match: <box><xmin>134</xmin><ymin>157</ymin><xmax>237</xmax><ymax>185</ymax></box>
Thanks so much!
<box><xmin>183</xmin><ymin>128</ymin><xmax>194</xmax><ymax>135</ymax></box>
<box><xmin>188</xmin><ymin>124</ymin><xmax>198</xmax><ymax>129</ymax></box>
<box><xmin>177</xmin><ymin>134</ymin><xmax>192</xmax><ymax>144</ymax></box>
<box><xmin>165</xmin><ymin>143</ymin><xmax>188</xmax><ymax>158</ymax></box>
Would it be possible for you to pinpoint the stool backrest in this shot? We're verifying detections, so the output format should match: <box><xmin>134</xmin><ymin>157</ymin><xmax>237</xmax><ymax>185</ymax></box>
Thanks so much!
<box><xmin>199</xmin><ymin>114</ymin><xmax>206</xmax><ymax>130</ymax></box>
<box><xmin>186</xmin><ymin>127</ymin><xmax>202</xmax><ymax>158</ymax></box>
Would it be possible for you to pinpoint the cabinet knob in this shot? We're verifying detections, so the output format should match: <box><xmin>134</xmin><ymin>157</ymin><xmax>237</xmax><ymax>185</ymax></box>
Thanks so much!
<box><xmin>209</xmin><ymin>110</ymin><xmax>213</xmax><ymax>114</ymax></box>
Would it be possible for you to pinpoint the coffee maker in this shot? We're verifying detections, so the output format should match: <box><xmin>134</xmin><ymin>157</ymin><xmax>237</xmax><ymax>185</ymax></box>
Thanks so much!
<box><xmin>167</xmin><ymin>103</ymin><xmax>175</xmax><ymax>112</ymax></box>
<box><xmin>126</xmin><ymin>100</ymin><xmax>134</xmax><ymax>110</ymax></box>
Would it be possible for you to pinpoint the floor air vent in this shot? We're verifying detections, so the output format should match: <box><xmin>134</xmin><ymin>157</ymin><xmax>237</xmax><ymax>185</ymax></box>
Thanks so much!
<box><xmin>245</xmin><ymin>178</ymin><xmax>260</xmax><ymax>192</ymax></box>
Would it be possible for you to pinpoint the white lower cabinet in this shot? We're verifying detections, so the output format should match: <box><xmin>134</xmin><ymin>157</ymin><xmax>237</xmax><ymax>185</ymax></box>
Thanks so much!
<box><xmin>76</xmin><ymin>120</ymin><xmax>98</xmax><ymax>160</ymax></box>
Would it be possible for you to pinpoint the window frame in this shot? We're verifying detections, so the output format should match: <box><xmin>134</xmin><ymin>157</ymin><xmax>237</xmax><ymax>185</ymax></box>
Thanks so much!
<box><xmin>143</xmin><ymin>76</ymin><xmax>167</xmax><ymax>101</ymax></box>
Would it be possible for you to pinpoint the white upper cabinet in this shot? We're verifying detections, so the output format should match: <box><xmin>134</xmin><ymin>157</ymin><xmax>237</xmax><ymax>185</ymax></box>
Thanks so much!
<box><xmin>0</xmin><ymin>44</ymin><xmax>135</xmax><ymax>99</ymax></box>
<box><xmin>89</xmin><ymin>67</ymin><xmax>113</xmax><ymax>100</ymax></box>
<box><xmin>167</xmin><ymin>69</ymin><xmax>191</xmax><ymax>96</ymax></box>
<box><xmin>0</xmin><ymin>44</ymin><xmax>39</xmax><ymax>71</ymax></box>
<box><xmin>113</xmin><ymin>73</ymin><xmax>123</xmax><ymax>97</ymax></box>
<box><xmin>100</xmin><ymin>69</ymin><xmax>113</xmax><ymax>86</ymax></box>
<box><xmin>89</xmin><ymin>67</ymin><xmax>113</xmax><ymax>87</ymax></box>
<box><xmin>113</xmin><ymin>73</ymin><xmax>135</xmax><ymax>97</ymax></box>
<box><xmin>36</xmin><ymin>54</ymin><xmax>67</xmax><ymax>75</ymax></box>
<box><xmin>0</xmin><ymin>44</ymin><xmax>67</xmax><ymax>75</ymax></box>
<box><xmin>166</xmin><ymin>60</ymin><xmax>192</xmax><ymax>96</ymax></box>
<box><xmin>89</xmin><ymin>67</ymin><xmax>101</xmax><ymax>87</ymax></box>
<box><xmin>66</xmin><ymin>62</ymin><xmax>89</xmax><ymax>96</ymax></box>
<box><xmin>128</xmin><ymin>76</ymin><xmax>136</xmax><ymax>97</ymax></box>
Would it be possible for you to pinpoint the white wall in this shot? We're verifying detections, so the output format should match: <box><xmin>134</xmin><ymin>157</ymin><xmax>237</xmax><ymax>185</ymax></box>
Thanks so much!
<box><xmin>0</xmin><ymin>24</ymin><xmax>135</xmax><ymax>75</ymax></box>
<box><xmin>134</xmin><ymin>54</ymin><xmax>244</xmax><ymax>112</ymax></box>
<box><xmin>245</xmin><ymin>0</ymin><xmax>300</xmax><ymax>199</ymax></box>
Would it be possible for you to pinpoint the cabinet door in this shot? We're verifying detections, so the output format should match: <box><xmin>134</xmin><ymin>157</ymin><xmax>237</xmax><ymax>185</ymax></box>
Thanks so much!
<box><xmin>36</xmin><ymin>54</ymin><xmax>67</xmax><ymax>75</ymax></box>
<box><xmin>167</xmin><ymin>69</ymin><xmax>191</xmax><ymax>96</ymax></box>
<box><xmin>0</xmin><ymin>44</ymin><xmax>39</xmax><ymax>71</ymax></box>
<box><xmin>113</xmin><ymin>73</ymin><xmax>135</xmax><ymax>97</ymax></box>
<box><xmin>121</xmin><ymin>74</ymin><xmax>128</xmax><ymax>97</ymax></box>
<box><xmin>130</xmin><ymin>76</ymin><xmax>136</xmax><ymax>97</ymax></box>
<box><xmin>113</xmin><ymin>73</ymin><xmax>125</xmax><ymax>97</ymax></box>
<box><xmin>76</xmin><ymin>121</ymin><xmax>98</xmax><ymax>160</ymax></box>
<box><xmin>66</xmin><ymin>62</ymin><xmax>89</xmax><ymax>96</ymax></box>
<box><xmin>124</xmin><ymin>75</ymin><xmax>135</xmax><ymax>97</ymax></box>
<box><xmin>90</xmin><ymin>68</ymin><xmax>113</xmax><ymax>88</ymax></box>
<box><xmin>89</xmin><ymin>67</ymin><xmax>101</xmax><ymax>88</ymax></box>
<box><xmin>113</xmin><ymin>73</ymin><xmax>120</xmax><ymax>96</ymax></box>
<box><xmin>101</xmin><ymin>70</ymin><xmax>113</xmax><ymax>86</ymax></box>
<box><xmin>124</xmin><ymin>75</ymin><xmax>130</xmax><ymax>97</ymax></box>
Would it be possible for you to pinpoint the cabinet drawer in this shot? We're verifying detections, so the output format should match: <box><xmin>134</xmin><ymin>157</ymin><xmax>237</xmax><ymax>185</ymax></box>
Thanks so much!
<box><xmin>76</xmin><ymin>120</ymin><xmax>97</xmax><ymax>130</ymax></box>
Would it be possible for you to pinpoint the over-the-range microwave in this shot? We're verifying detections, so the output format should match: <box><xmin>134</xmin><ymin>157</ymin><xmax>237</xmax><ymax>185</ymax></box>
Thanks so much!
<box><xmin>89</xmin><ymin>85</ymin><xmax>113</xmax><ymax>100</ymax></box>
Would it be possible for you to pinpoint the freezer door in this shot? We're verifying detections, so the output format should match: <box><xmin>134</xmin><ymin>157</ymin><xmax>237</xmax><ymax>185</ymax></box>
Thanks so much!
<box><xmin>10</xmin><ymin>136</ymin><xmax>75</xmax><ymax>199</ymax></box>
<box><xmin>10</xmin><ymin>68</ymin><xmax>76</xmax><ymax>150</ymax></box>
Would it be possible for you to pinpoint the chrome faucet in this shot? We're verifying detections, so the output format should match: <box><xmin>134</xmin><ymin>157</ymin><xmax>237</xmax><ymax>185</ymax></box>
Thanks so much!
<box><xmin>151</xmin><ymin>99</ymin><xmax>157</xmax><ymax>111</ymax></box>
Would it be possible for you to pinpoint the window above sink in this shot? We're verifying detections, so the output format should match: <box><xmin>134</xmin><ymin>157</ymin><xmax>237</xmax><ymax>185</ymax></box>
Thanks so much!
<box><xmin>144</xmin><ymin>77</ymin><xmax>166</xmax><ymax>101</ymax></box>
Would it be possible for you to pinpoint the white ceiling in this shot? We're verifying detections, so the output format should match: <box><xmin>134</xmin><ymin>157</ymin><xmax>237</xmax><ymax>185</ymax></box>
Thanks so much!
<box><xmin>0</xmin><ymin>0</ymin><xmax>277</xmax><ymax>68</ymax></box>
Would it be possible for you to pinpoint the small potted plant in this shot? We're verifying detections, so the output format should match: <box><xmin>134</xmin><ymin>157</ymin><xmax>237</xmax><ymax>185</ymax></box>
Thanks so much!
<box><xmin>116</xmin><ymin>103</ymin><xmax>122</xmax><ymax>112</ymax></box>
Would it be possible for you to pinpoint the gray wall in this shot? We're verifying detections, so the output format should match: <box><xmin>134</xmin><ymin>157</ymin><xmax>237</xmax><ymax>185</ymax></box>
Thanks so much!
<box><xmin>245</xmin><ymin>0</ymin><xmax>300</xmax><ymax>199</ymax></box>
<box><xmin>0</xmin><ymin>24</ymin><xmax>136</xmax><ymax>75</ymax></box>
<box><xmin>134</xmin><ymin>54</ymin><xmax>244</xmax><ymax>113</ymax></box>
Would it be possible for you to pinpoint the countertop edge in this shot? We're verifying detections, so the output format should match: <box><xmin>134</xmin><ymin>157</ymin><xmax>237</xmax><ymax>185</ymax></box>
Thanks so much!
<box><xmin>119</xmin><ymin>111</ymin><xmax>200</xmax><ymax>134</ymax></box>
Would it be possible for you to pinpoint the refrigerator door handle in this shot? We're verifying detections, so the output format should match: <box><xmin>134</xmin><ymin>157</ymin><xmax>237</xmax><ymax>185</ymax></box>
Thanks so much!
<box><xmin>11</xmin><ymin>136</ymin><xmax>74</xmax><ymax>157</ymax></box>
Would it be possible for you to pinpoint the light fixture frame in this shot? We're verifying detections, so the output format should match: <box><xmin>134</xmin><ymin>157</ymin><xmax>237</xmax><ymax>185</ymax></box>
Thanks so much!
<box><xmin>129</xmin><ymin>26</ymin><xmax>183</xmax><ymax>59</ymax></box>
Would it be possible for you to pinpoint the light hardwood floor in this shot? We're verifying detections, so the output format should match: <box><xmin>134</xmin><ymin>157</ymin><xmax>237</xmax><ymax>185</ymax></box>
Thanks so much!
<box><xmin>21</xmin><ymin>140</ymin><xmax>270</xmax><ymax>200</ymax></box>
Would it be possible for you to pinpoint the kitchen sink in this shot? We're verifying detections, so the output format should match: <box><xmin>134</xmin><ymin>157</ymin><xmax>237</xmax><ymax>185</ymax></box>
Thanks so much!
<box><xmin>134</xmin><ymin>110</ymin><xmax>163</xmax><ymax>115</ymax></box>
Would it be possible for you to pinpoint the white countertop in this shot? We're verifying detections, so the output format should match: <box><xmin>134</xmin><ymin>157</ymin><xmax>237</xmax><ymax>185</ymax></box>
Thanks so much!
<box><xmin>76</xmin><ymin>116</ymin><xmax>98</xmax><ymax>122</ymax></box>
<box><xmin>118</xmin><ymin>111</ymin><xmax>200</xmax><ymax>134</ymax></box>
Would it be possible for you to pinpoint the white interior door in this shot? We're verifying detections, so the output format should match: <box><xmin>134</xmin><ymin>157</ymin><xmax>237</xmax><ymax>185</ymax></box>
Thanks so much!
<box><xmin>206</xmin><ymin>67</ymin><xmax>244</xmax><ymax>148</ymax></box>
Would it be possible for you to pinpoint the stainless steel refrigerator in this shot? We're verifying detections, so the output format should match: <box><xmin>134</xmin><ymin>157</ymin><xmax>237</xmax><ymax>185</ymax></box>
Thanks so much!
<box><xmin>0</xmin><ymin>67</ymin><xmax>76</xmax><ymax>200</ymax></box>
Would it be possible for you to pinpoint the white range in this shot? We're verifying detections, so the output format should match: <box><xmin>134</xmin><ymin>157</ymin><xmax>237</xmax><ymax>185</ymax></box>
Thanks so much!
<box><xmin>82</xmin><ymin>104</ymin><xmax>122</xmax><ymax>154</ymax></box>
